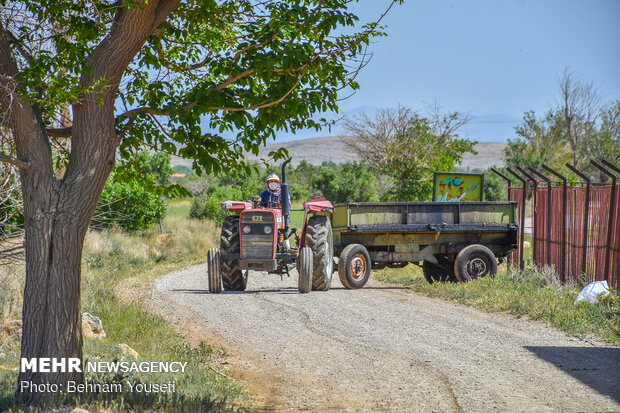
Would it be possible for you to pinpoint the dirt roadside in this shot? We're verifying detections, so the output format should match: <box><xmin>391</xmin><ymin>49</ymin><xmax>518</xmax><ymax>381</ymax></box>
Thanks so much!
<box><xmin>150</xmin><ymin>264</ymin><xmax>620</xmax><ymax>412</ymax></box>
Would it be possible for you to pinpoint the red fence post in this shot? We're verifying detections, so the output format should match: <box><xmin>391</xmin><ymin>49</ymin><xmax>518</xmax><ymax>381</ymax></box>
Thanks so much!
<box><xmin>601</xmin><ymin>160</ymin><xmax>620</xmax><ymax>291</ymax></box>
<box><xmin>542</xmin><ymin>165</ymin><xmax>567</xmax><ymax>282</ymax></box>
<box><xmin>490</xmin><ymin>168</ymin><xmax>512</xmax><ymax>201</ymax></box>
<box><xmin>507</xmin><ymin>168</ymin><xmax>527</xmax><ymax>270</ymax></box>
<box><xmin>566</xmin><ymin>164</ymin><xmax>591</xmax><ymax>278</ymax></box>
<box><xmin>590</xmin><ymin>160</ymin><xmax>618</xmax><ymax>284</ymax></box>
<box><xmin>530</xmin><ymin>168</ymin><xmax>552</xmax><ymax>267</ymax></box>
<box><xmin>518</xmin><ymin>167</ymin><xmax>539</xmax><ymax>265</ymax></box>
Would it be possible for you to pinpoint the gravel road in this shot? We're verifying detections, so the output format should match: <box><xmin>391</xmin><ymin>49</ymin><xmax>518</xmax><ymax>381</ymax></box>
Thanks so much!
<box><xmin>153</xmin><ymin>265</ymin><xmax>620</xmax><ymax>412</ymax></box>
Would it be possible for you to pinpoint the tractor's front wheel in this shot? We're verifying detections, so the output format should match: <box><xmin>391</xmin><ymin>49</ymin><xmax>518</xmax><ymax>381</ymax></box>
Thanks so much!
<box><xmin>298</xmin><ymin>246</ymin><xmax>313</xmax><ymax>293</ymax></box>
<box><xmin>220</xmin><ymin>216</ymin><xmax>247</xmax><ymax>291</ymax></box>
<box><xmin>207</xmin><ymin>248</ymin><xmax>222</xmax><ymax>293</ymax></box>
<box><xmin>304</xmin><ymin>215</ymin><xmax>334</xmax><ymax>291</ymax></box>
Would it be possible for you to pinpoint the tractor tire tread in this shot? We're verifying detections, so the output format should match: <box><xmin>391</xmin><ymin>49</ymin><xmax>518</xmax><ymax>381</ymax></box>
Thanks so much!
<box><xmin>220</xmin><ymin>216</ymin><xmax>247</xmax><ymax>291</ymax></box>
<box><xmin>305</xmin><ymin>216</ymin><xmax>333</xmax><ymax>291</ymax></box>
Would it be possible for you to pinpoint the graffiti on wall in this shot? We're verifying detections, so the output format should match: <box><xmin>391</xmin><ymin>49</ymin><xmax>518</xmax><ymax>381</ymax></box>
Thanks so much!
<box><xmin>432</xmin><ymin>172</ymin><xmax>484</xmax><ymax>202</ymax></box>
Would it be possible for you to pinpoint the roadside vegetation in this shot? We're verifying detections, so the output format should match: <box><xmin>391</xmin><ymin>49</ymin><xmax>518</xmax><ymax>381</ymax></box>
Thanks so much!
<box><xmin>373</xmin><ymin>263</ymin><xmax>620</xmax><ymax>345</ymax></box>
<box><xmin>0</xmin><ymin>200</ymin><xmax>251</xmax><ymax>412</ymax></box>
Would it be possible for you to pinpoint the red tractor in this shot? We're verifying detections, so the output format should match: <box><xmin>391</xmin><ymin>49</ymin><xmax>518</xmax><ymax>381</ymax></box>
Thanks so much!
<box><xmin>207</xmin><ymin>159</ymin><xmax>335</xmax><ymax>293</ymax></box>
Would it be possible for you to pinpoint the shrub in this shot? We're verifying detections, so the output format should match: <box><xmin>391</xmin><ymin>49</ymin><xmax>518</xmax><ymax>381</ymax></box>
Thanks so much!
<box><xmin>94</xmin><ymin>173</ymin><xmax>167</xmax><ymax>232</ymax></box>
<box><xmin>190</xmin><ymin>181</ymin><xmax>262</xmax><ymax>225</ymax></box>
<box><xmin>484</xmin><ymin>167</ymin><xmax>509</xmax><ymax>201</ymax></box>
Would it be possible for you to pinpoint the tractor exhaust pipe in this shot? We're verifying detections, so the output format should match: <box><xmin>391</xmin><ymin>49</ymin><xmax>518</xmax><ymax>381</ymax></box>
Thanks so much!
<box><xmin>281</xmin><ymin>158</ymin><xmax>292</xmax><ymax>231</ymax></box>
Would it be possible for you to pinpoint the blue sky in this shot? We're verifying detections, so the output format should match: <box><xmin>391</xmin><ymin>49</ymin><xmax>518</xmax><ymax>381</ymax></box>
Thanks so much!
<box><xmin>279</xmin><ymin>0</ymin><xmax>620</xmax><ymax>142</ymax></box>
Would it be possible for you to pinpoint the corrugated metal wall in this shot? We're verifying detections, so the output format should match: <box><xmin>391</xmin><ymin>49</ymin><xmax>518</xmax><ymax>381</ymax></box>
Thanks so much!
<box><xmin>511</xmin><ymin>182</ymin><xmax>619</xmax><ymax>291</ymax></box>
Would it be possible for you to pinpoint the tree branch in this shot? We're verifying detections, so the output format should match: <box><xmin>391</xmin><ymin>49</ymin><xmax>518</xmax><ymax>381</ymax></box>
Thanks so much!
<box><xmin>152</xmin><ymin>0</ymin><xmax>182</xmax><ymax>31</ymax></box>
<box><xmin>206</xmin><ymin>75</ymin><xmax>303</xmax><ymax>112</ymax></box>
<box><xmin>118</xmin><ymin>106</ymin><xmax>169</xmax><ymax>119</ymax></box>
<box><xmin>46</xmin><ymin>127</ymin><xmax>72</xmax><ymax>138</ymax></box>
<box><xmin>119</xmin><ymin>72</ymin><xmax>303</xmax><ymax>121</ymax></box>
<box><xmin>215</xmin><ymin>68</ymin><xmax>255</xmax><ymax>92</ymax></box>
<box><xmin>0</xmin><ymin>153</ymin><xmax>31</xmax><ymax>170</ymax></box>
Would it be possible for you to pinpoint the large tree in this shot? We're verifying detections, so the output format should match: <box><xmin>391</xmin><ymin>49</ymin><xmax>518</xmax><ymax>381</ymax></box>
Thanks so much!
<box><xmin>504</xmin><ymin>109</ymin><xmax>570</xmax><ymax>170</ymax></box>
<box><xmin>0</xmin><ymin>0</ymin><xmax>399</xmax><ymax>404</ymax></box>
<box><xmin>344</xmin><ymin>105</ymin><xmax>474</xmax><ymax>201</ymax></box>
<box><xmin>558</xmin><ymin>68</ymin><xmax>601</xmax><ymax>169</ymax></box>
<box><xmin>505</xmin><ymin>70</ymin><xmax>619</xmax><ymax>180</ymax></box>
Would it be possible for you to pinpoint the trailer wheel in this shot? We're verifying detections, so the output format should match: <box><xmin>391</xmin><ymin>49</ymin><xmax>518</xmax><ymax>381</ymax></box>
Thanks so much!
<box><xmin>207</xmin><ymin>248</ymin><xmax>222</xmax><ymax>293</ymax></box>
<box><xmin>304</xmin><ymin>215</ymin><xmax>334</xmax><ymax>291</ymax></box>
<box><xmin>338</xmin><ymin>244</ymin><xmax>371</xmax><ymax>289</ymax></box>
<box><xmin>220</xmin><ymin>216</ymin><xmax>247</xmax><ymax>291</ymax></box>
<box><xmin>298</xmin><ymin>246</ymin><xmax>313</xmax><ymax>293</ymax></box>
<box><xmin>422</xmin><ymin>259</ymin><xmax>457</xmax><ymax>284</ymax></box>
<box><xmin>454</xmin><ymin>244</ymin><xmax>498</xmax><ymax>282</ymax></box>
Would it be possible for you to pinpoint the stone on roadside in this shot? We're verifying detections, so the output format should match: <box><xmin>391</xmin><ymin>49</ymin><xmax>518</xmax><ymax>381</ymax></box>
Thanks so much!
<box><xmin>116</xmin><ymin>343</ymin><xmax>139</xmax><ymax>359</ymax></box>
<box><xmin>0</xmin><ymin>320</ymin><xmax>22</xmax><ymax>337</ymax></box>
<box><xmin>82</xmin><ymin>313</ymin><xmax>106</xmax><ymax>340</ymax></box>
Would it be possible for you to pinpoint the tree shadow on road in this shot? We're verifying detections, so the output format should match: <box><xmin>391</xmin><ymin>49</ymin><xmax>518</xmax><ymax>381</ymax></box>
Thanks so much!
<box><xmin>525</xmin><ymin>346</ymin><xmax>620</xmax><ymax>402</ymax></box>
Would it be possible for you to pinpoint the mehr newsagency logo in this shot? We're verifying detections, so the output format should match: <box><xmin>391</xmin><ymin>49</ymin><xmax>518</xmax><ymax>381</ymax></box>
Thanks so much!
<box><xmin>20</xmin><ymin>358</ymin><xmax>185</xmax><ymax>394</ymax></box>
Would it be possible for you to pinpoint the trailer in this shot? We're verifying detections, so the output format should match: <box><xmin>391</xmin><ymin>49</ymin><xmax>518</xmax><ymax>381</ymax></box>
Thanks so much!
<box><xmin>331</xmin><ymin>202</ymin><xmax>518</xmax><ymax>287</ymax></box>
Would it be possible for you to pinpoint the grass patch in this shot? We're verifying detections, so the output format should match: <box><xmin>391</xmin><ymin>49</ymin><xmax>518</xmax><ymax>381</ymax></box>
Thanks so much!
<box><xmin>0</xmin><ymin>201</ymin><xmax>251</xmax><ymax>412</ymax></box>
<box><xmin>166</xmin><ymin>198</ymin><xmax>193</xmax><ymax>218</ymax></box>
<box><xmin>373</xmin><ymin>263</ymin><xmax>620</xmax><ymax>344</ymax></box>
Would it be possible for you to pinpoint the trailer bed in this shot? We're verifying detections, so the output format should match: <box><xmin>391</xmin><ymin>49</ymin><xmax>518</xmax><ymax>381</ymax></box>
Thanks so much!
<box><xmin>330</xmin><ymin>201</ymin><xmax>518</xmax><ymax>284</ymax></box>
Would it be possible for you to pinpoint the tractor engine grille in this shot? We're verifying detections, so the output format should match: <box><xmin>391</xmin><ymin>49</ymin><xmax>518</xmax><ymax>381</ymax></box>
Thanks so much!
<box><xmin>240</xmin><ymin>212</ymin><xmax>275</xmax><ymax>259</ymax></box>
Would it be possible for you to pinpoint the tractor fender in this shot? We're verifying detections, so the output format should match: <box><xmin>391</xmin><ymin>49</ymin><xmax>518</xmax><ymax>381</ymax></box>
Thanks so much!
<box><xmin>220</xmin><ymin>200</ymin><xmax>252</xmax><ymax>212</ymax></box>
<box><xmin>299</xmin><ymin>198</ymin><xmax>334</xmax><ymax>248</ymax></box>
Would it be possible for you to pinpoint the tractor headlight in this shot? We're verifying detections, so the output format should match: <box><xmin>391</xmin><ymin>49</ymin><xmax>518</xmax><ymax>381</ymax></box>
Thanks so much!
<box><xmin>242</xmin><ymin>225</ymin><xmax>251</xmax><ymax>234</ymax></box>
<box><xmin>263</xmin><ymin>226</ymin><xmax>273</xmax><ymax>235</ymax></box>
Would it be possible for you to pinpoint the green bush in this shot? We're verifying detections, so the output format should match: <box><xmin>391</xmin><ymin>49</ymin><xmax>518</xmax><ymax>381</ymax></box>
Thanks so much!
<box><xmin>190</xmin><ymin>181</ymin><xmax>262</xmax><ymax>225</ymax></box>
<box><xmin>135</xmin><ymin>151</ymin><xmax>175</xmax><ymax>185</ymax></box>
<box><xmin>484</xmin><ymin>167</ymin><xmax>509</xmax><ymax>201</ymax></box>
<box><xmin>94</xmin><ymin>173</ymin><xmax>167</xmax><ymax>231</ymax></box>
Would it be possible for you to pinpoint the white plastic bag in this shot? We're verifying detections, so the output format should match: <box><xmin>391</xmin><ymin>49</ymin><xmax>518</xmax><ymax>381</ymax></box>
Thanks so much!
<box><xmin>574</xmin><ymin>281</ymin><xmax>610</xmax><ymax>305</ymax></box>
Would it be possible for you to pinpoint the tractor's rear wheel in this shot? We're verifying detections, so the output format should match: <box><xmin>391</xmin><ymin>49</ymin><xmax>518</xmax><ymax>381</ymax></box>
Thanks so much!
<box><xmin>207</xmin><ymin>248</ymin><xmax>222</xmax><ymax>293</ymax></box>
<box><xmin>304</xmin><ymin>215</ymin><xmax>334</xmax><ymax>291</ymax></box>
<box><xmin>298</xmin><ymin>246</ymin><xmax>313</xmax><ymax>293</ymax></box>
<box><xmin>220</xmin><ymin>216</ymin><xmax>247</xmax><ymax>291</ymax></box>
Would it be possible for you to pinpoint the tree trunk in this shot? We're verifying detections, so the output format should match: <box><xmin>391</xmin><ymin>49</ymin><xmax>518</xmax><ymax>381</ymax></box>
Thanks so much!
<box><xmin>18</xmin><ymin>211</ymin><xmax>85</xmax><ymax>405</ymax></box>
<box><xmin>15</xmin><ymin>104</ymin><xmax>117</xmax><ymax>405</ymax></box>
<box><xmin>1</xmin><ymin>1</ymin><xmax>178</xmax><ymax>405</ymax></box>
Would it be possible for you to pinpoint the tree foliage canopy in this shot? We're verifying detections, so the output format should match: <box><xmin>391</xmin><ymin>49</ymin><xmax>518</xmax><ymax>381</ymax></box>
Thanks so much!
<box><xmin>1</xmin><ymin>0</ymin><xmax>397</xmax><ymax>174</ymax></box>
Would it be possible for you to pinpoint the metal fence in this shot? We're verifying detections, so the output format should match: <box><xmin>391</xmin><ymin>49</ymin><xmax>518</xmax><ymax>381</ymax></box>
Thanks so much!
<box><xmin>493</xmin><ymin>160</ymin><xmax>619</xmax><ymax>291</ymax></box>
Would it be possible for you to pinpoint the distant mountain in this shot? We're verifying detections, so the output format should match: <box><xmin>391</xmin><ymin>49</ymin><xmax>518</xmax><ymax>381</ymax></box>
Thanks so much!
<box><xmin>171</xmin><ymin>136</ymin><xmax>507</xmax><ymax>171</ymax></box>
<box><xmin>248</xmin><ymin>136</ymin><xmax>506</xmax><ymax>170</ymax></box>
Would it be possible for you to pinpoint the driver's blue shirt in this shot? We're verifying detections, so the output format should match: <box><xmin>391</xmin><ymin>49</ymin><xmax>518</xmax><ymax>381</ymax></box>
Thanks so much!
<box><xmin>260</xmin><ymin>190</ymin><xmax>290</xmax><ymax>208</ymax></box>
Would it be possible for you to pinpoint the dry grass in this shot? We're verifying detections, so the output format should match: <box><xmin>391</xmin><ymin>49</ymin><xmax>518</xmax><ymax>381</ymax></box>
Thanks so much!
<box><xmin>0</xmin><ymin>265</ymin><xmax>23</xmax><ymax>323</ymax></box>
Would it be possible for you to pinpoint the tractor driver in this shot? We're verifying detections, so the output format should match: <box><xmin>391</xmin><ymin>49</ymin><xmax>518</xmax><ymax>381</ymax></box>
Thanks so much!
<box><xmin>260</xmin><ymin>173</ymin><xmax>290</xmax><ymax>208</ymax></box>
